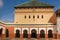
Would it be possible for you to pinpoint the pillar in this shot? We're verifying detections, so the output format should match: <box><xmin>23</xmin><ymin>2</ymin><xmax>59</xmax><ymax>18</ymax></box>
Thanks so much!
<box><xmin>28</xmin><ymin>27</ymin><xmax>30</xmax><ymax>40</ymax></box>
<box><xmin>20</xmin><ymin>27</ymin><xmax>23</xmax><ymax>40</ymax></box>
<box><xmin>46</xmin><ymin>27</ymin><xmax>48</xmax><ymax>39</ymax></box>
<box><xmin>37</xmin><ymin>28</ymin><xmax>39</xmax><ymax>39</ymax></box>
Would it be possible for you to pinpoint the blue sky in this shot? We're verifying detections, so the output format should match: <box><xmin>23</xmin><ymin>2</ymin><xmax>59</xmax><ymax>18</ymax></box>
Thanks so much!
<box><xmin>0</xmin><ymin>0</ymin><xmax>60</xmax><ymax>22</ymax></box>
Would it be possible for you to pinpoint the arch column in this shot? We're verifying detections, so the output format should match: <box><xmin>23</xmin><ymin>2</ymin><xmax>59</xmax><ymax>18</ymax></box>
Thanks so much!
<box><xmin>28</xmin><ymin>27</ymin><xmax>31</xmax><ymax>39</ymax></box>
<box><xmin>28</xmin><ymin>27</ymin><xmax>30</xmax><ymax>39</ymax></box>
<box><xmin>46</xmin><ymin>27</ymin><xmax>48</xmax><ymax>39</ymax></box>
<box><xmin>37</xmin><ymin>28</ymin><xmax>39</xmax><ymax>39</ymax></box>
<box><xmin>21</xmin><ymin>27</ymin><xmax>23</xmax><ymax>40</ymax></box>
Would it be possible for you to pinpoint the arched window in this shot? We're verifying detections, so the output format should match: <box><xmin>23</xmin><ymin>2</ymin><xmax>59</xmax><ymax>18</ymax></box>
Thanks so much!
<box><xmin>23</xmin><ymin>30</ymin><xmax>28</xmax><ymax>38</ymax></box>
<box><xmin>37</xmin><ymin>15</ymin><xmax>39</xmax><ymax>19</ymax></box>
<box><xmin>6</xmin><ymin>29</ymin><xmax>9</xmax><ymax>37</ymax></box>
<box><xmin>42</xmin><ymin>15</ymin><xmax>43</xmax><ymax>19</ymax></box>
<box><xmin>48</xmin><ymin>30</ymin><xmax>53</xmax><ymax>38</ymax></box>
<box><xmin>33</xmin><ymin>15</ymin><xmax>35</xmax><ymax>19</ymax></box>
<box><xmin>29</xmin><ymin>15</ymin><xmax>31</xmax><ymax>19</ymax></box>
<box><xmin>24</xmin><ymin>16</ymin><xmax>26</xmax><ymax>19</ymax></box>
<box><xmin>40</xmin><ymin>30</ymin><xmax>45</xmax><ymax>38</ymax></box>
<box><xmin>15</xmin><ymin>29</ymin><xmax>20</xmax><ymax>38</ymax></box>
<box><xmin>31</xmin><ymin>29</ymin><xmax>37</xmax><ymax>38</ymax></box>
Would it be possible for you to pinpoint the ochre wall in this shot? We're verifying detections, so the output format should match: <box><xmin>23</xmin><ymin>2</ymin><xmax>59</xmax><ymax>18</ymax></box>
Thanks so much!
<box><xmin>14</xmin><ymin>8</ymin><xmax>56</xmax><ymax>24</ymax></box>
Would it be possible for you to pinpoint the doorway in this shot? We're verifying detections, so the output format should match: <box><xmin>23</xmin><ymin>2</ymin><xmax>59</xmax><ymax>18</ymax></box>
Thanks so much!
<box><xmin>31</xmin><ymin>29</ymin><xmax>37</xmax><ymax>38</ymax></box>
<box><xmin>15</xmin><ymin>29</ymin><xmax>20</xmax><ymax>38</ymax></box>
<box><xmin>48</xmin><ymin>30</ymin><xmax>53</xmax><ymax>38</ymax></box>
<box><xmin>23</xmin><ymin>30</ymin><xmax>28</xmax><ymax>38</ymax></box>
<box><xmin>40</xmin><ymin>30</ymin><xmax>45</xmax><ymax>38</ymax></box>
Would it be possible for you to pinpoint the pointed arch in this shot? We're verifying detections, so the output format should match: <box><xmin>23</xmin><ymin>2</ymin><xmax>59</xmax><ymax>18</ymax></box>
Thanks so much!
<box><xmin>31</xmin><ymin>29</ymin><xmax>37</xmax><ymax>38</ymax></box>
<box><xmin>23</xmin><ymin>30</ymin><xmax>28</xmax><ymax>38</ymax></box>
<box><xmin>48</xmin><ymin>30</ymin><xmax>53</xmax><ymax>38</ymax></box>
<box><xmin>15</xmin><ymin>29</ymin><xmax>20</xmax><ymax>38</ymax></box>
<box><xmin>40</xmin><ymin>30</ymin><xmax>45</xmax><ymax>38</ymax></box>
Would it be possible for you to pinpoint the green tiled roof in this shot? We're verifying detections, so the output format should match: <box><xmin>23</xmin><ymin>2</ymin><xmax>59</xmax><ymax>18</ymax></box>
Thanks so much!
<box><xmin>15</xmin><ymin>0</ymin><xmax>54</xmax><ymax>8</ymax></box>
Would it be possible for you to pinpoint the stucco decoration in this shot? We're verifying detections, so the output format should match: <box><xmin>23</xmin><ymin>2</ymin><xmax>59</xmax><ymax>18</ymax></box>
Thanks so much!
<box><xmin>39</xmin><ymin>28</ymin><xmax>46</xmax><ymax>34</ymax></box>
<box><xmin>22</xmin><ymin>28</ymin><xmax>29</xmax><ymax>34</ymax></box>
<box><xmin>14</xmin><ymin>28</ymin><xmax>21</xmax><ymax>34</ymax></box>
<box><xmin>47</xmin><ymin>28</ymin><xmax>53</xmax><ymax>34</ymax></box>
<box><xmin>30</xmin><ymin>28</ymin><xmax>38</xmax><ymax>34</ymax></box>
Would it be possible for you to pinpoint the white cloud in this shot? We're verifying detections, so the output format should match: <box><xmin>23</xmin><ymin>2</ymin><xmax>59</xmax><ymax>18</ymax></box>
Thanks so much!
<box><xmin>0</xmin><ymin>0</ymin><xmax>3</xmax><ymax>7</ymax></box>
